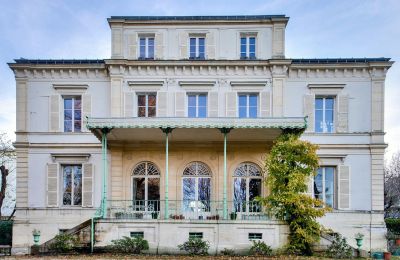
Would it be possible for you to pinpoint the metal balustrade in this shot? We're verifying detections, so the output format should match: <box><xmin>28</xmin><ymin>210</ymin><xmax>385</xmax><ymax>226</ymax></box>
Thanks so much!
<box><xmin>108</xmin><ymin>200</ymin><xmax>273</xmax><ymax>221</ymax></box>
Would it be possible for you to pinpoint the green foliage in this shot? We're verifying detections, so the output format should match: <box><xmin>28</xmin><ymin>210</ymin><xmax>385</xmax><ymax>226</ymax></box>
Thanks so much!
<box><xmin>0</xmin><ymin>220</ymin><xmax>12</xmax><ymax>245</ymax></box>
<box><xmin>325</xmin><ymin>233</ymin><xmax>353</xmax><ymax>259</ymax></box>
<box><xmin>220</xmin><ymin>248</ymin><xmax>235</xmax><ymax>256</ymax></box>
<box><xmin>248</xmin><ymin>240</ymin><xmax>273</xmax><ymax>256</ymax></box>
<box><xmin>48</xmin><ymin>233</ymin><xmax>78</xmax><ymax>253</ymax></box>
<box><xmin>260</xmin><ymin>133</ymin><xmax>330</xmax><ymax>255</ymax></box>
<box><xmin>178</xmin><ymin>237</ymin><xmax>209</xmax><ymax>255</ymax></box>
<box><xmin>109</xmin><ymin>236</ymin><xmax>149</xmax><ymax>254</ymax></box>
<box><xmin>386</xmin><ymin>218</ymin><xmax>400</xmax><ymax>234</ymax></box>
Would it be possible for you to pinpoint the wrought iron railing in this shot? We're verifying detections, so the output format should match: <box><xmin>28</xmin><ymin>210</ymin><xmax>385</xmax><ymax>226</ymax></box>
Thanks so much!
<box><xmin>108</xmin><ymin>200</ymin><xmax>273</xmax><ymax>221</ymax></box>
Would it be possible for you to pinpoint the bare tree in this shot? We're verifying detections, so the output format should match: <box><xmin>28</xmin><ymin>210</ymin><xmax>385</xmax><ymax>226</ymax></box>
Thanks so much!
<box><xmin>0</xmin><ymin>133</ymin><xmax>16</xmax><ymax>217</ymax></box>
<box><xmin>385</xmin><ymin>151</ymin><xmax>400</xmax><ymax>218</ymax></box>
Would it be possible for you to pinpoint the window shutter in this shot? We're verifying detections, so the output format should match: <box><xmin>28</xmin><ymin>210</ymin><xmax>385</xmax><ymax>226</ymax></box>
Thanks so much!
<box><xmin>155</xmin><ymin>32</ymin><xmax>164</xmax><ymax>59</ymax></box>
<box><xmin>260</xmin><ymin>91</ymin><xmax>271</xmax><ymax>117</ymax></box>
<box><xmin>307</xmin><ymin>175</ymin><xmax>314</xmax><ymax>198</ymax></box>
<box><xmin>338</xmin><ymin>165</ymin><xmax>350</xmax><ymax>210</ymax></box>
<box><xmin>49</xmin><ymin>95</ymin><xmax>60</xmax><ymax>132</ymax></box>
<box><xmin>82</xmin><ymin>163</ymin><xmax>94</xmax><ymax>207</ymax></box>
<box><xmin>179</xmin><ymin>32</ymin><xmax>188</xmax><ymax>59</ymax></box>
<box><xmin>157</xmin><ymin>91</ymin><xmax>168</xmax><ymax>117</ymax></box>
<box><xmin>303</xmin><ymin>94</ymin><xmax>315</xmax><ymax>132</ymax></box>
<box><xmin>206</xmin><ymin>32</ymin><xmax>215</xmax><ymax>59</ymax></box>
<box><xmin>225</xmin><ymin>92</ymin><xmax>237</xmax><ymax>117</ymax></box>
<box><xmin>82</xmin><ymin>94</ymin><xmax>91</xmax><ymax>132</ymax></box>
<box><xmin>175</xmin><ymin>92</ymin><xmax>185</xmax><ymax>117</ymax></box>
<box><xmin>127</xmin><ymin>33</ymin><xmax>137</xmax><ymax>59</ymax></box>
<box><xmin>47</xmin><ymin>163</ymin><xmax>59</xmax><ymax>207</ymax></box>
<box><xmin>208</xmin><ymin>92</ymin><xmax>219</xmax><ymax>117</ymax></box>
<box><xmin>124</xmin><ymin>92</ymin><xmax>134</xmax><ymax>117</ymax></box>
<box><xmin>336</xmin><ymin>94</ymin><xmax>349</xmax><ymax>133</ymax></box>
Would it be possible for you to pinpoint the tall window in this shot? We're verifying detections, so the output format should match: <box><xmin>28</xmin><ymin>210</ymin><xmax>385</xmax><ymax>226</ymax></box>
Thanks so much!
<box><xmin>314</xmin><ymin>167</ymin><xmax>335</xmax><ymax>208</ymax></box>
<box><xmin>62</xmin><ymin>165</ymin><xmax>82</xmax><ymax>206</ymax></box>
<box><xmin>233</xmin><ymin>163</ymin><xmax>262</xmax><ymax>213</ymax></box>
<box><xmin>188</xmin><ymin>94</ymin><xmax>207</xmax><ymax>118</ymax></box>
<box><xmin>139</xmin><ymin>37</ymin><xmax>154</xmax><ymax>59</ymax></box>
<box><xmin>132</xmin><ymin>162</ymin><xmax>160</xmax><ymax>212</ymax></box>
<box><xmin>315</xmin><ymin>97</ymin><xmax>334</xmax><ymax>133</ymax></box>
<box><xmin>240</xmin><ymin>36</ymin><xmax>256</xmax><ymax>59</ymax></box>
<box><xmin>238</xmin><ymin>94</ymin><xmax>258</xmax><ymax>118</ymax></box>
<box><xmin>182</xmin><ymin>162</ymin><xmax>211</xmax><ymax>213</ymax></box>
<box><xmin>137</xmin><ymin>93</ymin><xmax>156</xmax><ymax>117</ymax></box>
<box><xmin>189</xmin><ymin>37</ymin><xmax>205</xmax><ymax>59</ymax></box>
<box><xmin>63</xmin><ymin>96</ymin><xmax>81</xmax><ymax>132</ymax></box>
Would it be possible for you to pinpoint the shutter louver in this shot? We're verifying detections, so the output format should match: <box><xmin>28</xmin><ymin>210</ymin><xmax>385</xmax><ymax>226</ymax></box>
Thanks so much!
<box><xmin>175</xmin><ymin>92</ymin><xmax>185</xmax><ymax>117</ymax></box>
<box><xmin>206</xmin><ymin>32</ymin><xmax>215</xmax><ymax>59</ymax></box>
<box><xmin>179</xmin><ymin>32</ymin><xmax>188</xmax><ymax>59</ymax></box>
<box><xmin>336</xmin><ymin>94</ymin><xmax>349</xmax><ymax>133</ymax></box>
<box><xmin>260</xmin><ymin>91</ymin><xmax>271</xmax><ymax>117</ymax></box>
<box><xmin>124</xmin><ymin>92</ymin><xmax>133</xmax><ymax>117</ymax></box>
<box><xmin>304</xmin><ymin>94</ymin><xmax>315</xmax><ymax>132</ymax></box>
<box><xmin>47</xmin><ymin>163</ymin><xmax>59</xmax><ymax>207</ymax></box>
<box><xmin>225</xmin><ymin>92</ymin><xmax>237</xmax><ymax>117</ymax></box>
<box><xmin>82</xmin><ymin>163</ymin><xmax>94</xmax><ymax>207</ymax></box>
<box><xmin>208</xmin><ymin>92</ymin><xmax>219</xmax><ymax>117</ymax></box>
<box><xmin>157</xmin><ymin>91</ymin><xmax>168</xmax><ymax>117</ymax></box>
<box><xmin>128</xmin><ymin>34</ymin><xmax>137</xmax><ymax>59</ymax></box>
<box><xmin>155</xmin><ymin>32</ymin><xmax>164</xmax><ymax>59</ymax></box>
<box><xmin>50</xmin><ymin>95</ymin><xmax>60</xmax><ymax>132</ymax></box>
<box><xmin>82</xmin><ymin>94</ymin><xmax>91</xmax><ymax>132</ymax></box>
<box><xmin>338</xmin><ymin>165</ymin><xmax>350</xmax><ymax>209</ymax></box>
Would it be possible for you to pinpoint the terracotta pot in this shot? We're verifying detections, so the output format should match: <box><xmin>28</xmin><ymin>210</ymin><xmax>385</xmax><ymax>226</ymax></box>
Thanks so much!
<box><xmin>396</xmin><ymin>239</ymin><xmax>400</xmax><ymax>246</ymax></box>
<box><xmin>384</xmin><ymin>251</ymin><xmax>391</xmax><ymax>260</ymax></box>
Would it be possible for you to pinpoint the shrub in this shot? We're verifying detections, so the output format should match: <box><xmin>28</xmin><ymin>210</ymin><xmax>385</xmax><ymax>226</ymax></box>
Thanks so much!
<box><xmin>325</xmin><ymin>233</ymin><xmax>353</xmax><ymax>259</ymax></box>
<box><xmin>386</xmin><ymin>218</ymin><xmax>400</xmax><ymax>234</ymax></box>
<box><xmin>0</xmin><ymin>220</ymin><xmax>12</xmax><ymax>245</ymax></box>
<box><xmin>249</xmin><ymin>240</ymin><xmax>273</xmax><ymax>256</ymax></box>
<box><xmin>109</xmin><ymin>236</ymin><xmax>149</xmax><ymax>254</ymax></box>
<box><xmin>178</xmin><ymin>237</ymin><xmax>209</xmax><ymax>255</ymax></box>
<box><xmin>220</xmin><ymin>248</ymin><xmax>235</xmax><ymax>256</ymax></box>
<box><xmin>48</xmin><ymin>233</ymin><xmax>78</xmax><ymax>253</ymax></box>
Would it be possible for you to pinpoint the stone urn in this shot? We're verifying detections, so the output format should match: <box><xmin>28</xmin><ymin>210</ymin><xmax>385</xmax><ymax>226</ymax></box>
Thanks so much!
<box><xmin>32</xmin><ymin>229</ymin><xmax>41</xmax><ymax>245</ymax></box>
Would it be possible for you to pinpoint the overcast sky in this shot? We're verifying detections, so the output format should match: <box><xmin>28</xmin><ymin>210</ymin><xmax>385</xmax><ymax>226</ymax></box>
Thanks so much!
<box><xmin>0</xmin><ymin>0</ymin><xmax>399</xmax><ymax>158</ymax></box>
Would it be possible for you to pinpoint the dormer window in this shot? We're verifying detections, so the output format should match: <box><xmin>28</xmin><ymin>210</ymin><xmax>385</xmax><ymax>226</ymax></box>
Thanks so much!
<box><xmin>240</xmin><ymin>34</ymin><xmax>256</xmax><ymax>59</ymax></box>
<box><xmin>189</xmin><ymin>36</ymin><xmax>205</xmax><ymax>59</ymax></box>
<box><xmin>139</xmin><ymin>35</ymin><xmax>154</xmax><ymax>59</ymax></box>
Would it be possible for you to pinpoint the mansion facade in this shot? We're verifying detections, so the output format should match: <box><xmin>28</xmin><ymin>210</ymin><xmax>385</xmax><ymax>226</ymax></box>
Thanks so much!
<box><xmin>8</xmin><ymin>15</ymin><xmax>392</xmax><ymax>254</ymax></box>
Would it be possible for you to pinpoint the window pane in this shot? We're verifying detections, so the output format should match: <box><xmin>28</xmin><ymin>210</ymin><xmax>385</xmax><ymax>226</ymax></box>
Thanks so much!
<box><xmin>63</xmin><ymin>166</ymin><xmax>72</xmax><ymax>205</ymax></box>
<box><xmin>148</xmin><ymin>45</ymin><xmax>154</xmax><ymax>58</ymax></box>
<box><xmin>64</xmin><ymin>98</ymin><xmax>72</xmax><ymax>109</ymax></box>
<box><xmin>148</xmin><ymin>94</ymin><xmax>157</xmax><ymax>106</ymax></box>
<box><xmin>234</xmin><ymin>178</ymin><xmax>246</xmax><ymax>212</ymax></box>
<box><xmin>138</xmin><ymin>107</ymin><xmax>146</xmax><ymax>117</ymax></box>
<box><xmin>325</xmin><ymin>109</ymin><xmax>334</xmax><ymax>133</ymax></box>
<box><xmin>148</xmin><ymin>107</ymin><xmax>156</xmax><ymax>117</ymax></box>
<box><xmin>140</xmin><ymin>45</ymin><xmax>145</xmax><ymax>57</ymax></box>
<box><xmin>198</xmin><ymin>95</ymin><xmax>207</xmax><ymax>107</ymax></box>
<box><xmin>198</xmin><ymin>107</ymin><xmax>207</xmax><ymax>118</ymax></box>
<box><xmin>74</xmin><ymin>120</ymin><xmax>81</xmax><ymax>132</ymax></box>
<box><xmin>138</xmin><ymin>95</ymin><xmax>146</xmax><ymax>106</ymax></box>
<box><xmin>183</xmin><ymin>178</ymin><xmax>196</xmax><ymax>211</ymax></box>
<box><xmin>64</xmin><ymin>121</ymin><xmax>72</xmax><ymax>132</ymax></box>
<box><xmin>249</xmin><ymin>107</ymin><xmax>257</xmax><ymax>118</ymax></box>
<box><xmin>74</xmin><ymin>110</ymin><xmax>81</xmax><ymax>120</ymax></box>
<box><xmin>148</xmin><ymin>38</ymin><xmax>154</xmax><ymax>46</ymax></box>
<box><xmin>239</xmin><ymin>107</ymin><xmax>247</xmax><ymax>118</ymax></box>
<box><xmin>249</xmin><ymin>95</ymin><xmax>257</xmax><ymax>106</ymax></box>
<box><xmin>198</xmin><ymin>178</ymin><xmax>211</xmax><ymax>212</ymax></box>
<box><xmin>64</xmin><ymin>110</ymin><xmax>72</xmax><ymax>120</ymax></box>
<box><xmin>73</xmin><ymin>166</ymin><xmax>82</xmax><ymax>206</ymax></box>
<box><xmin>315</xmin><ymin>98</ymin><xmax>323</xmax><ymax>109</ymax></box>
<box><xmin>132</xmin><ymin>178</ymin><xmax>145</xmax><ymax>201</ymax></box>
<box><xmin>314</xmin><ymin>169</ymin><xmax>323</xmax><ymax>201</ymax></box>
<box><xmin>249</xmin><ymin>37</ymin><xmax>255</xmax><ymax>45</ymax></box>
<box><xmin>239</xmin><ymin>95</ymin><xmax>247</xmax><ymax>106</ymax></box>
<box><xmin>325</xmin><ymin>98</ymin><xmax>334</xmax><ymax>110</ymax></box>
<box><xmin>249</xmin><ymin>179</ymin><xmax>261</xmax><ymax>200</ymax></box>
<box><xmin>188</xmin><ymin>95</ymin><xmax>196</xmax><ymax>106</ymax></box>
<box><xmin>315</xmin><ymin>110</ymin><xmax>323</xmax><ymax>132</ymax></box>
<box><xmin>148</xmin><ymin>178</ymin><xmax>160</xmax><ymax>201</ymax></box>
<box><xmin>198</xmin><ymin>38</ymin><xmax>205</xmax><ymax>46</ymax></box>
<box><xmin>188</xmin><ymin>106</ymin><xmax>196</xmax><ymax>118</ymax></box>
<box><xmin>140</xmin><ymin>38</ymin><xmax>146</xmax><ymax>46</ymax></box>
<box><xmin>74</xmin><ymin>98</ymin><xmax>81</xmax><ymax>110</ymax></box>
<box><xmin>325</xmin><ymin>168</ymin><xmax>334</xmax><ymax>207</ymax></box>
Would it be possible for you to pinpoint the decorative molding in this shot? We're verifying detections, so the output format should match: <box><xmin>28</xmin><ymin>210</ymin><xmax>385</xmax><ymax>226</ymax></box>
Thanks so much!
<box><xmin>230</xmin><ymin>81</ymin><xmax>269</xmax><ymax>87</ymax></box>
<box><xmin>51</xmin><ymin>153</ymin><xmax>91</xmax><ymax>162</ymax></box>
<box><xmin>128</xmin><ymin>80</ymin><xmax>164</xmax><ymax>86</ymax></box>
<box><xmin>308</xmin><ymin>84</ymin><xmax>345</xmax><ymax>89</ymax></box>
<box><xmin>53</xmin><ymin>84</ymin><xmax>89</xmax><ymax>90</ymax></box>
<box><xmin>178</xmin><ymin>80</ymin><xmax>216</xmax><ymax>91</ymax></box>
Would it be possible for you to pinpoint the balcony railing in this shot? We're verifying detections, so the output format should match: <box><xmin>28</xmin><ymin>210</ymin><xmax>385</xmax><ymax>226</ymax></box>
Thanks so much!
<box><xmin>108</xmin><ymin>200</ymin><xmax>273</xmax><ymax>221</ymax></box>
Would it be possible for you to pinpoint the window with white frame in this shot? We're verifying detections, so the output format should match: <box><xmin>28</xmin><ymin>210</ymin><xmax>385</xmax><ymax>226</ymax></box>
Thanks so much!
<box><xmin>139</xmin><ymin>36</ymin><xmax>154</xmax><ymax>59</ymax></box>
<box><xmin>132</xmin><ymin>161</ymin><xmax>160</xmax><ymax>212</ymax></box>
<box><xmin>233</xmin><ymin>163</ymin><xmax>262</xmax><ymax>213</ymax></box>
<box><xmin>189</xmin><ymin>37</ymin><xmax>205</xmax><ymax>59</ymax></box>
<box><xmin>315</xmin><ymin>97</ymin><xmax>334</xmax><ymax>133</ymax></box>
<box><xmin>63</xmin><ymin>96</ymin><xmax>81</xmax><ymax>132</ymax></box>
<box><xmin>238</xmin><ymin>94</ymin><xmax>258</xmax><ymax>118</ymax></box>
<box><xmin>314</xmin><ymin>167</ymin><xmax>335</xmax><ymax>208</ymax></box>
<box><xmin>240</xmin><ymin>35</ymin><xmax>256</xmax><ymax>59</ymax></box>
<box><xmin>62</xmin><ymin>165</ymin><xmax>82</xmax><ymax>206</ymax></box>
<box><xmin>137</xmin><ymin>93</ymin><xmax>156</xmax><ymax>117</ymax></box>
<box><xmin>188</xmin><ymin>94</ymin><xmax>207</xmax><ymax>118</ymax></box>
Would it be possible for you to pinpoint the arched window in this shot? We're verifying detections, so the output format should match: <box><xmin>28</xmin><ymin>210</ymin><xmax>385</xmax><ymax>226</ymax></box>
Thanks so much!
<box><xmin>132</xmin><ymin>161</ymin><xmax>160</xmax><ymax>212</ymax></box>
<box><xmin>182</xmin><ymin>162</ymin><xmax>211</xmax><ymax>214</ymax></box>
<box><xmin>233</xmin><ymin>162</ymin><xmax>262</xmax><ymax>213</ymax></box>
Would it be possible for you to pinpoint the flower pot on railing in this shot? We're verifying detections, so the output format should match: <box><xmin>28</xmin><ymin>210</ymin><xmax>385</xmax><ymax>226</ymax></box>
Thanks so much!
<box><xmin>384</xmin><ymin>251</ymin><xmax>391</xmax><ymax>260</ymax></box>
<box><xmin>151</xmin><ymin>212</ymin><xmax>159</xmax><ymax>219</ymax></box>
<box><xmin>396</xmin><ymin>239</ymin><xmax>400</xmax><ymax>246</ymax></box>
<box><xmin>230</xmin><ymin>212</ymin><xmax>237</xmax><ymax>220</ymax></box>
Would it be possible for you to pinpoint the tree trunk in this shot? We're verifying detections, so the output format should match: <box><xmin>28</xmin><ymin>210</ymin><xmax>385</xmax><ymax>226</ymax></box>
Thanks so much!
<box><xmin>0</xmin><ymin>165</ymin><xmax>9</xmax><ymax>217</ymax></box>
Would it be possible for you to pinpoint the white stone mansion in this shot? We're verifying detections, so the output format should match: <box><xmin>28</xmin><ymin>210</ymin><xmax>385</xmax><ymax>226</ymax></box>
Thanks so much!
<box><xmin>8</xmin><ymin>15</ymin><xmax>393</xmax><ymax>254</ymax></box>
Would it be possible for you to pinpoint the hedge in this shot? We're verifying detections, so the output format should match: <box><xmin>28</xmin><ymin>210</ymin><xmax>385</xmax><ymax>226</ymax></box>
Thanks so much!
<box><xmin>386</xmin><ymin>218</ymin><xmax>400</xmax><ymax>234</ymax></box>
<box><xmin>0</xmin><ymin>220</ymin><xmax>13</xmax><ymax>245</ymax></box>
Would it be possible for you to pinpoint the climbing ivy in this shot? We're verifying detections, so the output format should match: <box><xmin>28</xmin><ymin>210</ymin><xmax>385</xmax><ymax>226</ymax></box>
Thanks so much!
<box><xmin>260</xmin><ymin>132</ymin><xmax>330</xmax><ymax>255</ymax></box>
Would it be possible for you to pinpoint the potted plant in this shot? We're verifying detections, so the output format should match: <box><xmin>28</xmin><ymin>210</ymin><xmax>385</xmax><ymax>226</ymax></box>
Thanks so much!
<box><xmin>32</xmin><ymin>229</ymin><xmax>41</xmax><ymax>245</ymax></box>
<box><xmin>151</xmin><ymin>211</ymin><xmax>159</xmax><ymax>219</ymax></box>
<box><xmin>384</xmin><ymin>251</ymin><xmax>391</xmax><ymax>260</ymax></box>
<box><xmin>230</xmin><ymin>212</ymin><xmax>237</xmax><ymax>220</ymax></box>
<box><xmin>355</xmin><ymin>232</ymin><xmax>364</xmax><ymax>249</ymax></box>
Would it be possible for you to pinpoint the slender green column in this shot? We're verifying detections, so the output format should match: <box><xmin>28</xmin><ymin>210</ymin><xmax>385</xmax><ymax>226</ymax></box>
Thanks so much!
<box><xmin>161</xmin><ymin>128</ymin><xmax>173</xmax><ymax>219</ymax></box>
<box><xmin>101</xmin><ymin>128</ymin><xmax>110</xmax><ymax>218</ymax></box>
<box><xmin>219</xmin><ymin>128</ymin><xmax>232</xmax><ymax>219</ymax></box>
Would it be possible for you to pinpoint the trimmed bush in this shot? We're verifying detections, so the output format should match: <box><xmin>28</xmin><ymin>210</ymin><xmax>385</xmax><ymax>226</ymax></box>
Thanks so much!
<box><xmin>178</xmin><ymin>237</ymin><xmax>209</xmax><ymax>255</ymax></box>
<box><xmin>325</xmin><ymin>233</ymin><xmax>353</xmax><ymax>259</ymax></box>
<box><xmin>109</xmin><ymin>236</ymin><xmax>149</xmax><ymax>254</ymax></box>
<box><xmin>0</xmin><ymin>220</ymin><xmax>12</xmax><ymax>245</ymax></box>
<box><xmin>48</xmin><ymin>233</ymin><xmax>78</xmax><ymax>253</ymax></box>
<box><xmin>249</xmin><ymin>240</ymin><xmax>273</xmax><ymax>256</ymax></box>
<box><xmin>220</xmin><ymin>248</ymin><xmax>235</xmax><ymax>256</ymax></box>
<box><xmin>386</xmin><ymin>218</ymin><xmax>400</xmax><ymax>234</ymax></box>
